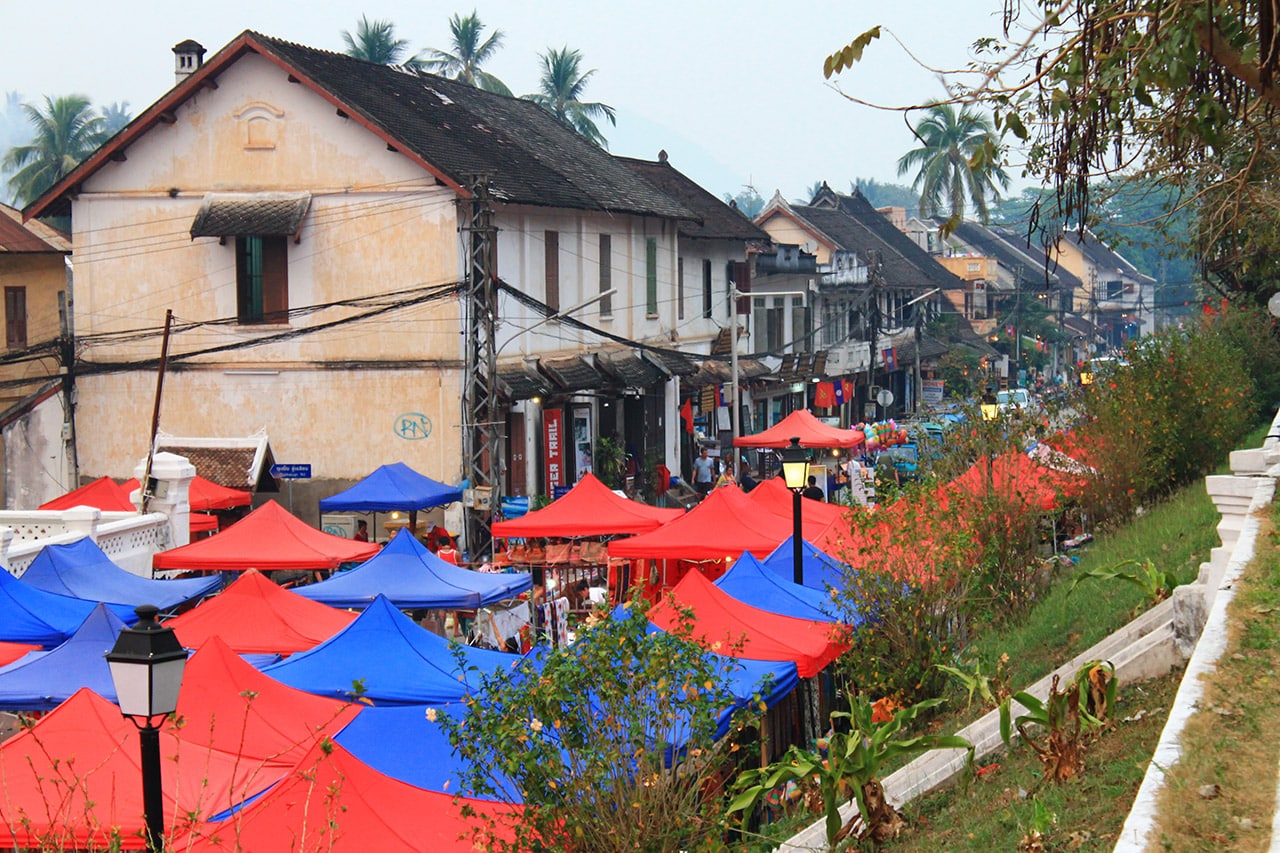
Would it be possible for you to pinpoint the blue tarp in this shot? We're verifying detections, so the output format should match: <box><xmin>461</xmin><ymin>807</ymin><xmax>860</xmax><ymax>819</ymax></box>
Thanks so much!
<box><xmin>262</xmin><ymin>595</ymin><xmax>523</xmax><ymax>705</ymax></box>
<box><xmin>318</xmin><ymin>462</ymin><xmax>463</xmax><ymax>513</ymax></box>
<box><xmin>334</xmin><ymin>705</ymin><xmax>521</xmax><ymax>801</ymax></box>
<box><xmin>22</xmin><ymin>538</ymin><xmax>222</xmax><ymax>612</ymax></box>
<box><xmin>716</xmin><ymin>552</ymin><xmax>841</xmax><ymax>623</ymax></box>
<box><xmin>294</xmin><ymin>529</ymin><xmax>530</xmax><ymax>609</ymax></box>
<box><xmin>762</xmin><ymin>536</ymin><xmax>852</xmax><ymax>592</ymax></box>
<box><xmin>0</xmin><ymin>567</ymin><xmax>136</xmax><ymax>647</ymax></box>
<box><xmin>0</xmin><ymin>604</ymin><xmax>128</xmax><ymax>709</ymax></box>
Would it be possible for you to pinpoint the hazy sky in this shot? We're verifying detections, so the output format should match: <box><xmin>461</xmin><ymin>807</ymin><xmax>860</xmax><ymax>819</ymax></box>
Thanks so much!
<box><xmin>3</xmin><ymin>1</ymin><xmax>1027</xmax><ymax>204</ymax></box>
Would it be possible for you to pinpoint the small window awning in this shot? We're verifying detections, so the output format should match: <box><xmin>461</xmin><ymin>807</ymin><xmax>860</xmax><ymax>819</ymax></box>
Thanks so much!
<box><xmin>642</xmin><ymin>349</ymin><xmax>700</xmax><ymax>377</ymax></box>
<box><xmin>598</xmin><ymin>349</ymin><xmax>666</xmax><ymax>388</ymax></box>
<box><xmin>541</xmin><ymin>355</ymin><xmax>603</xmax><ymax>392</ymax></box>
<box><xmin>497</xmin><ymin>360</ymin><xmax>552</xmax><ymax>401</ymax></box>
<box><xmin>190</xmin><ymin>192</ymin><xmax>312</xmax><ymax>239</ymax></box>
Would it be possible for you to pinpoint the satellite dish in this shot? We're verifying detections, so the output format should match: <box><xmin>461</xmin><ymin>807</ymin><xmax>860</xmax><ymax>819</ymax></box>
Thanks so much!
<box><xmin>876</xmin><ymin>389</ymin><xmax>895</xmax><ymax>407</ymax></box>
<box><xmin>1268</xmin><ymin>290</ymin><xmax>1280</xmax><ymax>318</ymax></box>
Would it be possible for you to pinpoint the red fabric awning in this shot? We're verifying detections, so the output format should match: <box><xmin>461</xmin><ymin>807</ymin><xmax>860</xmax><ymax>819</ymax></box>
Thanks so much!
<box><xmin>152</xmin><ymin>500</ymin><xmax>379</xmax><ymax>572</ymax></box>
<box><xmin>746</xmin><ymin>477</ymin><xmax>850</xmax><ymax>529</ymax></box>
<box><xmin>492</xmin><ymin>473</ymin><xmax>681</xmax><ymax>538</ymax></box>
<box><xmin>734</xmin><ymin>409</ymin><xmax>864</xmax><ymax>449</ymax></box>
<box><xmin>647</xmin><ymin>570</ymin><xmax>848</xmax><ymax>677</ymax></box>
<box><xmin>165</xmin><ymin>569</ymin><xmax>357</xmax><ymax>655</ymax></box>
<box><xmin>608</xmin><ymin>486</ymin><xmax>834</xmax><ymax>562</ymax></box>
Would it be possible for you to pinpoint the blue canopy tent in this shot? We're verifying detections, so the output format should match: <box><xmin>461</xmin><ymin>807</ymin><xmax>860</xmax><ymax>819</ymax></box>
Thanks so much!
<box><xmin>0</xmin><ymin>568</ymin><xmax>136</xmax><ymax>647</ymax></box>
<box><xmin>335</xmin><ymin>705</ymin><xmax>522</xmax><ymax>801</ymax></box>
<box><xmin>0</xmin><ymin>604</ymin><xmax>128</xmax><ymax>710</ymax></box>
<box><xmin>262</xmin><ymin>595</ymin><xmax>523</xmax><ymax>705</ymax></box>
<box><xmin>318</xmin><ymin>462</ymin><xmax>463</xmax><ymax>537</ymax></box>
<box><xmin>294</xmin><ymin>529</ymin><xmax>531</xmax><ymax>609</ymax></box>
<box><xmin>21</xmin><ymin>538</ymin><xmax>222</xmax><ymax>612</ymax></box>
<box><xmin>761</xmin><ymin>536</ymin><xmax>852</xmax><ymax>593</ymax></box>
<box><xmin>716</xmin><ymin>552</ymin><xmax>844</xmax><ymax>624</ymax></box>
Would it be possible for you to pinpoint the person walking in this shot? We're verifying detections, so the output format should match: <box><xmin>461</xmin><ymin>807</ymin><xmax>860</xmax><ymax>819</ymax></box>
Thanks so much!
<box><xmin>692</xmin><ymin>446</ymin><xmax>715</xmax><ymax>496</ymax></box>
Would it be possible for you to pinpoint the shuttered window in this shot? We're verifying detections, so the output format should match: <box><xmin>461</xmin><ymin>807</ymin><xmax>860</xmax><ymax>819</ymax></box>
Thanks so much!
<box><xmin>645</xmin><ymin>238</ymin><xmax>658</xmax><ymax>316</ymax></box>
<box><xmin>598</xmin><ymin>234</ymin><xmax>612</xmax><ymax>316</ymax></box>
<box><xmin>545</xmin><ymin>230</ymin><xmax>560</xmax><ymax>312</ymax></box>
<box><xmin>4</xmin><ymin>287</ymin><xmax>26</xmax><ymax>348</ymax></box>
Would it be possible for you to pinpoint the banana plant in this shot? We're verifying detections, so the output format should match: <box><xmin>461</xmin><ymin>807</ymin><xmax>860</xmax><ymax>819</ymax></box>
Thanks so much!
<box><xmin>1067</xmin><ymin>558</ymin><xmax>1171</xmax><ymax>606</ymax></box>
<box><xmin>998</xmin><ymin>660</ymin><xmax>1116</xmax><ymax>782</ymax></box>
<box><xmin>728</xmin><ymin>695</ymin><xmax>971</xmax><ymax>848</ymax></box>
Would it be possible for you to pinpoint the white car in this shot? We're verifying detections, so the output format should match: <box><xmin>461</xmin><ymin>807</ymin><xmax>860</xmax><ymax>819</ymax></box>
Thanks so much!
<box><xmin>997</xmin><ymin>388</ymin><xmax>1038</xmax><ymax>415</ymax></box>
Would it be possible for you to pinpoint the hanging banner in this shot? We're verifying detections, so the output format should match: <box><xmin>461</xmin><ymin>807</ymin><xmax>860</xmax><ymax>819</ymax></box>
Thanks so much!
<box><xmin>544</xmin><ymin>408</ymin><xmax>565</xmax><ymax>490</ymax></box>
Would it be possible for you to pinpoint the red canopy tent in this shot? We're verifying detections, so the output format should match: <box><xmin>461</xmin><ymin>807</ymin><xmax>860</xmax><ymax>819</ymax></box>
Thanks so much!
<box><xmin>0</xmin><ymin>638</ymin><xmax>360</xmax><ymax>850</ymax></box>
<box><xmin>608</xmin><ymin>486</ymin><xmax>835</xmax><ymax>563</ymax></box>
<box><xmin>152</xmin><ymin>500</ymin><xmax>379</xmax><ymax>573</ymax></box>
<box><xmin>123</xmin><ymin>476</ymin><xmax>252</xmax><ymax>511</ymax></box>
<box><xmin>746</xmin><ymin>477</ymin><xmax>849</xmax><ymax>529</ymax></box>
<box><xmin>491</xmin><ymin>472</ymin><xmax>681</xmax><ymax>538</ymax></box>
<box><xmin>165</xmin><ymin>569</ymin><xmax>357</xmax><ymax>655</ymax></box>
<box><xmin>0</xmin><ymin>640</ymin><xmax>39</xmax><ymax>667</ymax></box>
<box><xmin>733</xmin><ymin>409</ymin><xmax>864</xmax><ymax>449</ymax></box>
<box><xmin>647</xmin><ymin>570</ymin><xmax>848</xmax><ymax>677</ymax></box>
<box><xmin>39</xmin><ymin>476</ymin><xmax>134</xmax><ymax>511</ymax></box>
<box><xmin>181</xmin><ymin>741</ymin><xmax>518</xmax><ymax>853</ymax></box>
<box><xmin>947</xmin><ymin>451</ymin><xmax>1086</xmax><ymax>513</ymax></box>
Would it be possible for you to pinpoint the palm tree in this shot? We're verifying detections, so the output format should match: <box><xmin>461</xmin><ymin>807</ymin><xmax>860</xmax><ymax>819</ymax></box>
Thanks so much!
<box><xmin>100</xmin><ymin>101</ymin><xmax>132</xmax><ymax>136</ymax></box>
<box><xmin>3</xmin><ymin>95</ymin><xmax>106</xmax><ymax>206</ymax></box>
<box><xmin>340</xmin><ymin>15</ymin><xmax>422</xmax><ymax>68</ymax></box>
<box><xmin>524</xmin><ymin>47</ymin><xmax>616</xmax><ymax>149</ymax></box>
<box><xmin>421</xmin><ymin>11</ymin><xmax>511</xmax><ymax>96</ymax></box>
<box><xmin>896</xmin><ymin>103</ymin><xmax>1010</xmax><ymax>224</ymax></box>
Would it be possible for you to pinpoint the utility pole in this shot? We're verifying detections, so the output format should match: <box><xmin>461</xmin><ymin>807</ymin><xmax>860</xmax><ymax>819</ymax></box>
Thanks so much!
<box><xmin>461</xmin><ymin>174</ymin><xmax>499</xmax><ymax>562</ymax></box>
<box><xmin>1013</xmin><ymin>264</ymin><xmax>1022</xmax><ymax>387</ymax></box>
<box><xmin>58</xmin><ymin>258</ymin><xmax>78</xmax><ymax>491</ymax></box>
<box><xmin>140</xmin><ymin>310</ymin><xmax>173</xmax><ymax>515</ymax></box>
<box><xmin>866</xmin><ymin>251</ymin><xmax>882</xmax><ymax>421</ymax></box>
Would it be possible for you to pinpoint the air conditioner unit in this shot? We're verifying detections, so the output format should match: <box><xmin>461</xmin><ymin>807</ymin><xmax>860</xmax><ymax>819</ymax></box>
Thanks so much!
<box><xmin>321</xmin><ymin>514</ymin><xmax>356</xmax><ymax>538</ymax></box>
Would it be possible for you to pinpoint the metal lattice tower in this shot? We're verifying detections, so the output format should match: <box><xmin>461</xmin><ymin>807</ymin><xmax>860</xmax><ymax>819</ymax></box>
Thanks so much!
<box><xmin>460</xmin><ymin>174</ymin><xmax>499</xmax><ymax>561</ymax></box>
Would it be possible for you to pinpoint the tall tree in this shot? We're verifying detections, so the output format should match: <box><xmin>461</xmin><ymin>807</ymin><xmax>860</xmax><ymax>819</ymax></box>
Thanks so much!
<box><xmin>340</xmin><ymin>15</ymin><xmax>422</xmax><ymax>68</ymax></box>
<box><xmin>853</xmin><ymin>178</ymin><xmax>919</xmax><ymax>211</ymax></box>
<box><xmin>3</xmin><ymin>95</ymin><xmax>105</xmax><ymax>207</ymax></box>
<box><xmin>524</xmin><ymin>47</ymin><xmax>616</xmax><ymax>149</ymax></box>
<box><xmin>421</xmin><ymin>11</ymin><xmax>511</xmax><ymax>95</ymax></box>
<box><xmin>896</xmin><ymin>103</ymin><xmax>1009</xmax><ymax>224</ymax></box>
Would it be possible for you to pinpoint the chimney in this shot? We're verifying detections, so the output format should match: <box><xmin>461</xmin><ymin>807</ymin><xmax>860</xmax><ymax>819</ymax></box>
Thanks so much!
<box><xmin>172</xmin><ymin>39</ymin><xmax>206</xmax><ymax>85</ymax></box>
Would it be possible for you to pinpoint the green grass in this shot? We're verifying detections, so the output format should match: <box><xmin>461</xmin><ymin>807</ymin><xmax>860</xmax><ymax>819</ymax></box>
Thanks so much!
<box><xmin>960</xmin><ymin>480</ymin><xmax>1218</xmax><ymax>701</ymax></box>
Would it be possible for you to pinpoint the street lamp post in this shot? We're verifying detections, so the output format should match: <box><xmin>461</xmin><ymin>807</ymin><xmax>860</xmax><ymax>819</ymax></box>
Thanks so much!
<box><xmin>780</xmin><ymin>436</ymin><xmax>810</xmax><ymax>586</ymax></box>
<box><xmin>106</xmin><ymin>604</ymin><xmax>188</xmax><ymax>852</ymax></box>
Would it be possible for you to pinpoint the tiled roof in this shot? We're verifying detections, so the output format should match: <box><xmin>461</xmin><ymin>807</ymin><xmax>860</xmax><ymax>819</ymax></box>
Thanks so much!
<box><xmin>795</xmin><ymin>188</ymin><xmax>967</xmax><ymax>293</ymax></box>
<box><xmin>254</xmin><ymin>35</ymin><xmax>695</xmax><ymax>219</ymax></box>
<box><xmin>0</xmin><ymin>204</ymin><xmax>69</xmax><ymax>253</ymax></box>
<box><xmin>190</xmin><ymin>192</ymin><xmax>312</xmax><ymax>238</ymax></box>
<box><xmin>28</xmin><ymin>31</ymin><xmax>698</xmax><ymax>223</ymax></box>
<box><xmin>155</xmin><ymin>432</ymin><xmax>278</xmax><ymax>493</ymax></box>
<box><xmin>616</xmin><ymin>155</ymin><xmax>770</xmax><ymax>241</ymax></box>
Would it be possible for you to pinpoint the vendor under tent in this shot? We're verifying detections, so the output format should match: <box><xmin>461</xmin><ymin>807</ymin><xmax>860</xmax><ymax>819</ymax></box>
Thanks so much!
<box><xmin>294</xmin><ymin>529</ymin><xmax>530</xmax><ymax>610</ymax></box>
<box><xmin>184</xmin><ymin>740</ymin><xmax>519</xmax><ymax>853</ymax></box>
<box><xmin>762</xmin><ymin>536</ymin><xmax>853</xmax><ymax>592</ymax></box>
<box><xmin>151</xmin><ymin>499</ymin><xmax>380</xmax><ymax>573</ymax></box>
<box><xmin>714</xmin><ymin>552</ymin><xmax>843</xmax><ymax>624</ymax></box>
<box><xmin>0</xmin><ymin>603</ymin><xmax>129</xmax><ymax>711</ymax></box>
<box><xmin>22</xmin><ymin>538</ymin><xmax>222</xmax><ymax>611</ymax></box>
<box><xmin>263</xmin><ymin>595</ymin><xmax>522</xmax><ymax>705</ymax></box>
<box><xmin>733</xmin><ymin>408</ymin><xmax>865</xmax><ymax>450</ymax></box>
<box><xmin>0</xmin><ymin>568</ymin><xmax>137</xmax><ymax>647</ymax></box>
<box><xmin>164</xmin><ymin>569</ymin><xmax>357</xmax><ymax>656</ymax></box>
<box><xmin>0</xmin><ymin>638</ymin><xmax>360</xmax><ymax>850</ymax></box>
<box><xmin>645</xmin><ymin>570</ymin><xmax>848</xmax><ymax>678</ymax></box>
<box><xmin>319</xmin><ymin>461</ymin><xmax>464</xmax><ymax>537</ymax></box>
<box><xmin>490</xmin><ymin>472</ymin><xmax>681</xmax><ymax>538</ymax></box>
<box><xmin>607</xmin><ymin>485</ymin><xmax>837</xmax><ymax>565</ymax></box>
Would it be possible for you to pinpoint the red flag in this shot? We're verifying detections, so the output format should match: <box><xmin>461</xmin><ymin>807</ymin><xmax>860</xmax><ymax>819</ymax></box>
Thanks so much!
<box><xmin>680</xmin><ymin>398</ymin><xmax>694</xmax><ymax>434</ymax></box>
<box><xmin>814</xmin><ymin>381</ymin><xmax>836</xmax><ymax>408</ymax></box>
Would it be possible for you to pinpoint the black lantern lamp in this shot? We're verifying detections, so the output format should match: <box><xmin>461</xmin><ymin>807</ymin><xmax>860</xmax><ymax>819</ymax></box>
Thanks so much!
<box><xmin>106</xmin><ymin>604</ymin><xmax>188</xmax><ymax>852</ymax></box>
<box><xmin>779</xmin><ymin>437</ymin><xmax>810</xmax><ymax>586</ymax></box>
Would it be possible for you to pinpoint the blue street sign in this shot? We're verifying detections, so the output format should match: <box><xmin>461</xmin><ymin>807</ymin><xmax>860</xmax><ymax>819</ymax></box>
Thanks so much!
<box><xmin>271</xmin><ymin>463</ymin><xmax>312</xmax><ymax>480</ymax></box>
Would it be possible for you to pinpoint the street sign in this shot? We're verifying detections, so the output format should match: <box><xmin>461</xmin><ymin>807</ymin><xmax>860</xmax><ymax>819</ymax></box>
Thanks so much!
<box><xmin>271</xmin><ymin>463</ymin><xmax>312</xmax><ymax>480</ymax></box>
<box><xmin>876</xmin><ymin>388</ymin><xmax>895</xmax><ymax>408</ymax></box>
